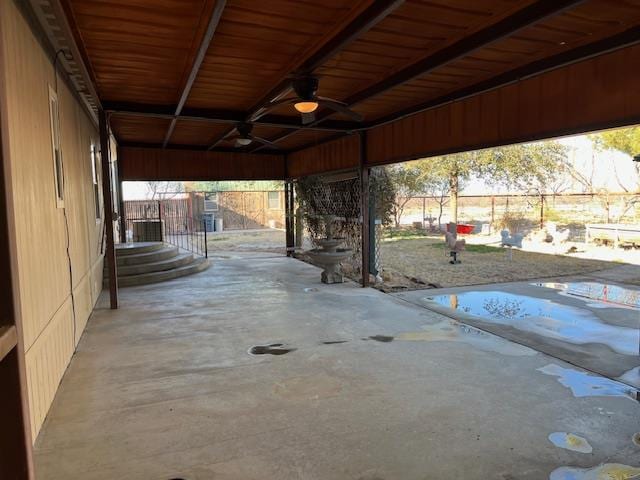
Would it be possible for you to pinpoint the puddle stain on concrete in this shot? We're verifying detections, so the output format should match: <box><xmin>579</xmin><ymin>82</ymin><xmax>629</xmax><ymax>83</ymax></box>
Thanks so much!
<box><xmin>618</xmin><ymin>367</ymin><xmax>640</xmax><ymax>389</ymax></box>
<box><xmin>248</xmin><ymin>344</ymin><xmax>296</xmax><ymax>356</ymax></box>
<box><xmin>537</xmin><ymin>364</ymin><xmax>638</xmax><ymax>401</ymax></box>
<box><xmin>426</xmin><ymin>291</ymin><xmax>638</xmax><ymax>356</ymax></box>
<box><xmin>549</xmin><ymin>463</ymin><xmax>640</xmax><ymax>479</ymax></box>
<box><xmin>400</xmin><ymin>321</ymin><xmax>536</xmax><ymax>356</ymax></box>
<box><xmin>367</xmin><ymin>335</ymin><xmax>395</xmax><ymax>343</ymax></box>
<box><xmin>371</xmin><ymin>320</ymin><xmax>536</xmax><ymax>357</ymax></box>
<box><xmin>548</xmin><ymin>432</ymin><xmax>593</xmax><ymax>453</ymax></box>
<box><xmin>534</xmin><ymin>281</ymin><xmax>640</xmax><ymax>309</ymax></box>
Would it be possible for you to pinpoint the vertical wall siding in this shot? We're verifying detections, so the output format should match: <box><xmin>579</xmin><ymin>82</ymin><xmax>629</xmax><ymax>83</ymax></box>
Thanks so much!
<box><xmin>24</xmin><ymin>300</ymin><xmax>74</xmax><ymax>440</ymax></box>
<box><xmin>287</xmin><ymin>134</ymin><xmax>360</xmax><ymax>178</ymax></box>
<box><xmin>119</xmin><ymin>147</ymin><xmax>285</xmax><ymax>181</ymax></box>
<box><xmin>0</xmin><ymin>0</ymin><xmax>104</xmax><ymax>439</ymax></box>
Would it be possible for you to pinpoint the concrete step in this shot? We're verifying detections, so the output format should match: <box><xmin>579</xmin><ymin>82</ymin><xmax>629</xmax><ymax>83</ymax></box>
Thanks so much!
<box><xmin>115</xmin><ymin>242</ymin><xmax>165</xmax><ymax>257</ymax></box>
<box><xmin>116</xmin><ymin>257</ymin><xmax>210</xmax><ymax>287</ymax></box>
<box><xmin>116</xmin><ymin>245</ymin><xmax>179</xmax><ymax>266</ymax></box>
<box><xmin>115</xmin><ymin>253</ymin><xmax>195</xmax><ymax>276</ymax></box>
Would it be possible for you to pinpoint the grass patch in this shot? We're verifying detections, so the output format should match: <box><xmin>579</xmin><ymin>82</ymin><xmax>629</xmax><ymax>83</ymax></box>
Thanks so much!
<box><xmin>427</xmin><ymin>242</ymin><xmax>502</xmax><ymax>253</ymax></box>
<box><xmin>382</xmin><ymin>229</ymin><xmax>440</xmax><ymax>242</ymax></box>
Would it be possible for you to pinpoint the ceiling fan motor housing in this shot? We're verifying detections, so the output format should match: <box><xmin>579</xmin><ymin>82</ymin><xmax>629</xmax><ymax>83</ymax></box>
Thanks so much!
<box><xmin>293</xmin><ymin>76</ymin><xmax>319</xmax><ymax>100</ymax></box>
<box><xmin>236</xmin><ymin>122</ymin><xmax>253</xmax><ymax>137</ymax></box>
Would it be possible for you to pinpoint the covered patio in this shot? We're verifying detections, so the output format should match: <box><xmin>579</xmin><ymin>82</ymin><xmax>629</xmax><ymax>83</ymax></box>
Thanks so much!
<box><xmin>2</xmin><ymin>0</ymin><xmax>640</xmax><ymax>478</ymax></box>
<box><xmin>34</xmin><ymin>254</ymin><xmax>640</xmax><ymax>479</ymax></box>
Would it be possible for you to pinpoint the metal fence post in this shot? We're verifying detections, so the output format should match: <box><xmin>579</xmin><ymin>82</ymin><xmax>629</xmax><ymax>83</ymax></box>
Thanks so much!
<box><xmin>203</xmin><ymin>218</ymin><xmax>208</xmax><ymax>258</ymax></box>
<box><xmin>157</xmin><ymin>200</ymin><xmax>163</xmax><ymax>242</ymax></box>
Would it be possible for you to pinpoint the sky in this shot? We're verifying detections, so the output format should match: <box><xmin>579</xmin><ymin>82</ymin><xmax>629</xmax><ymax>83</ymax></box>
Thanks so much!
<box><xmin>122</xmin><ymin>131</ymin><xmax>639</xmax><ymax>200</ymax></box>
<box><xmin>453</xmin><ymin>133</ymin><xmax>638</xmax><ymax>195</ymax></box>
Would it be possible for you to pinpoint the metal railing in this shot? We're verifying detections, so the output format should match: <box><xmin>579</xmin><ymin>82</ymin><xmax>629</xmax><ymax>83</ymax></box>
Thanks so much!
<box><xmin>123</xmin><ymin>199</ymin><xmax>207</xmax><ymax>258</ymax></box>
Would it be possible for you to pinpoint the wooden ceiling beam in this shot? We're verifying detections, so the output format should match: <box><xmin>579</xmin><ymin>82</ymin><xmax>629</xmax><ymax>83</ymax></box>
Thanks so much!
<box><xmin>247</xmin><ymin>0</ymin><xmax>406</xmax><ymax>122</ymax></box>
<box><xmin>161</xmin><ymin>0</ymin><xmax>227</xmax><ymax>148</ymax></box>
<box><xmin>118</xmin><ymin>141</ymin><xmax>285</xmax><ymax>154</ymax></box>
<box><xmin>338</xmin><ymin>0</ymin><xmax>586</xmax><ymax>107</ymax></box>
<box><xmin>104</xmin><ymin>102</ymin><xmax>360</xmax><ymax>132</ymax></box>
<box><xmin>251</xmin><ymin>0</ymin><xmax>585</xmax><ymax>152</ymax></box>
<box><xmin>286</xmin><ymin>24</ymin><xmax>640</xmax><ymax>155</ymax></box>
<box><xmin>208</xmin><ymin>0</ymin><xmax>405</xmax><ymax>150</ymax></box>
<box><xmin>370</xmin><ymin>24</ymin><xmax>640</xmax><ymax>128</ymax></box>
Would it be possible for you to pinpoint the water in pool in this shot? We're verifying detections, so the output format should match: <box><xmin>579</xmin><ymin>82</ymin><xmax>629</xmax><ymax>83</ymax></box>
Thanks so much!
<box><xmin>425</xmin><ymin>291</ymin><xmax>638</xmax><ymax>356</ymax></box>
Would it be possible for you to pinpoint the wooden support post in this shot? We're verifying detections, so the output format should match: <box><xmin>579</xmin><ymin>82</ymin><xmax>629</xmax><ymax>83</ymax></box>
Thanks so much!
<box><xmin>99</xmin><ymin>110</ymin><xmax>118</xmax><ymax>309</ymax></box>
<box><xmin>360</xmin><ymin>132</ymin><xmax>370</xmax><ymax>288</ymax></box>
<box><xmin>0</xmin><ymin>106</ymin><xmax>35</xmax><ymax>479</ymax></box>
<box><xmin>289</xmin><ymin>182</ymin><xmax>295</xmax><ymax>255</ymax></box>
<box><xmin>284</xmin><ymin>181</ymin><xmax>290</xmax><ymax>256</ymax></box>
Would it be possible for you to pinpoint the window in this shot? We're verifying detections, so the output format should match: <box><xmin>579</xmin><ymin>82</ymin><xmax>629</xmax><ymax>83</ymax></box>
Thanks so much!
<box><xmin>204</xmin><ymin>192</ymin><xmax>219</xmax><ymax>211</ymax></box>
<box><xmin>48</xmin><ymin>87</ymin><xmax>64</xmax><ymax>207</ymax></box>
<box><xmin>267</xmin><ymin>191</ymin><xmax>281</xmax><ymax>210</ymax></box>
<box><xmin>91</xmin><ymin>144</ymin><xmax>101</xmax><ymax>220</ymax></box>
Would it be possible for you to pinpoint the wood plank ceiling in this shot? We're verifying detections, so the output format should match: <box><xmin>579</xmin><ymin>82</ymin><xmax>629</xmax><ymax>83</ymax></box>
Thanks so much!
<box><xmin>61</xmin><ymin>0</ymin><xmax>640</xmax><ymax>154</ymax></box>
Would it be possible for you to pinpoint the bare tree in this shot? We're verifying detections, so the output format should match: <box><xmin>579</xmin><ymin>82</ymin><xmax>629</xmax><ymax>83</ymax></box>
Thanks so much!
<box><xmin>145</xmin><ymin>181</ymin><xmax>184</xmax><ymax>200</ymax></box>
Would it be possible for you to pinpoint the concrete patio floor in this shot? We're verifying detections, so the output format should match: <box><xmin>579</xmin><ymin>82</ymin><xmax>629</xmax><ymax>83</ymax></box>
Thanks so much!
<box><xmin>35</xmin><ymin>254</ymin><xmax>640</xmax><ymax>479</ymax></box>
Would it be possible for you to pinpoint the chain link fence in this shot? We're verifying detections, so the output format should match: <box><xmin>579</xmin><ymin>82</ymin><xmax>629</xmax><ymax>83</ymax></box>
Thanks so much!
<box><xmin>396</xmin><ymin>192</ymin><xmax>639</xmax><ymax>241</ymax></box>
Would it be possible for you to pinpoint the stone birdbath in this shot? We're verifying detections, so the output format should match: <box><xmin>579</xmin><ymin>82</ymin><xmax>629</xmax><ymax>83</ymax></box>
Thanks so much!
<box><xmin>306</xmin><ymin>215</ymin><xmax>353</xmax><ymax>284</ymax></box>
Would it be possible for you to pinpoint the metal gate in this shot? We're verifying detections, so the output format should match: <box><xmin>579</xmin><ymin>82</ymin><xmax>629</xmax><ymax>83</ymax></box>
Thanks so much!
<box><xmin>123</xmin><ymin>198</ymin><xmax>207</xmax><ymax>257</ymax></box>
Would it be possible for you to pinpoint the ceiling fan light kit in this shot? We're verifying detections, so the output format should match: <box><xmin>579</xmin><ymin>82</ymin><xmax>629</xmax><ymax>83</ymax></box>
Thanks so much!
<box><xmin>252</xmin><ymin>75</ymin><xmax>363</xmax><ymax>127</ymax></box>
<box><xmin>294</xmin><ymin>101</ymin><xmax>319</xmax><ymax>113</ymax></box>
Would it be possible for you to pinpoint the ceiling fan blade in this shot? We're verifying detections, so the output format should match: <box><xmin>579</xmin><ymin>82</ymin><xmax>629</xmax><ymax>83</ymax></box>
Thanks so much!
<box><xmin>301</xmin><ymin>111</ymin><xmax>316</xmax><ymax>125</ymax></box>
<box><xmin>317</xmin><ymin>97</ymin><xmax>363</xmax><ymax>122</ymax></box>
<box><xmin>250</xmin><ymin>98</ymin><xmax>296</xmax><ymax>121</ymax></box>
<box><xmin>251</xmin><ymin>135</ymin><xmax>278</xmax><ymax>148</ymax></box>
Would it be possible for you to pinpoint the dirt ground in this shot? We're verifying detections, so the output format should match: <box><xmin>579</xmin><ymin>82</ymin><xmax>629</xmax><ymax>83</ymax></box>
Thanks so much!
<box><xmin>206</xmin><ymin>228</ymin><xmax>636</xmax><ymax>289</ymax></box>
<box><xmin>207</xmin><ymin>228</ymin><xmax>286</xmax><ymax>255</ymax></box>
<box><xmin>379</xmin><ymin>235</ymin><xmax>619</xmax><ymax>288</ymax></box>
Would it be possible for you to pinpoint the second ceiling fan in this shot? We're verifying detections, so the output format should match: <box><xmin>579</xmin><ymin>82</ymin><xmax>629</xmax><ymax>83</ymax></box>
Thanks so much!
<box><xmin>227</xmin><ymin>122</ymin><xmax>277</xmax><ymax>148</ymax></box>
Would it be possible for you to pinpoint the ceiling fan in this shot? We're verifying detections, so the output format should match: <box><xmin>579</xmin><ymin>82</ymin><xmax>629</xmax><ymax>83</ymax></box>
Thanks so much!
<box><xmin>253</xmin><ymin>75</ymin><xmax>363</xmax><ymax>125</ymax></box>
<box><xmin>227</xmin><ymin>122</ymin><xmax>277</xmax><ymax>149</ymax></box>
